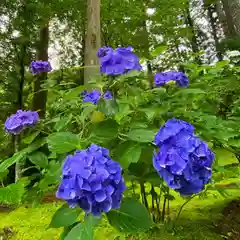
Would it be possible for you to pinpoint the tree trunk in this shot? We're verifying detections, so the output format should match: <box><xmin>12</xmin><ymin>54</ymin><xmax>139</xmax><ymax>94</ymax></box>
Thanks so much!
<box><xmin>207</xmin><ymin>4</ymin><xmax>223</xmax><ymax>60</ymax></box>
<box><xmin>186</xmin><ymin>5</ymin><xmax>201</xmax><ymax>64</ymax></box>
<box><xmin>221</xmin><ymin>0</ymin><xmax>240</xmax><ymax>37</ymax></box>
<box><xmin>32</xmin><ymin>23</ymin><xmax>49</xmax><ymax>118</ymax></box>
<box><xmin>84</xmin><ymin>0</ymin><xmax>101</xmax><ymax>84</ymax></box>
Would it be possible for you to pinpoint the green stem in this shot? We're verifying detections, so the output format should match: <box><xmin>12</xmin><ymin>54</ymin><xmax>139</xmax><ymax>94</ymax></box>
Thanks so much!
<box><xmin>14</xmin><ymin>135</ymin><xmax>22</xmax><ymax>183</ymax></box>
<box><xmin>173</xmin><ymin>195</ymin><xmax>196</xmax><ymax>229</ymax></box>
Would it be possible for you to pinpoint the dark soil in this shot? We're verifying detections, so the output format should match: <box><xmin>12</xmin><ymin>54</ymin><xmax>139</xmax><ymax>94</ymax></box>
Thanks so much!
<box><xmin>217</xmin><ymin>199</ymin><xmax>240</xmax><ymax>240</ymax></box>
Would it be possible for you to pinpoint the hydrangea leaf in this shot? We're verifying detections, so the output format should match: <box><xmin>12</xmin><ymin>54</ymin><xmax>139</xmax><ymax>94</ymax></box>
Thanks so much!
<box><xmin>54</xmin><ymin>114</ymin><xmax>73</xmax><ymax>131</ymax></box>
<box><xmin>114</xmin><ymin>142</ymin><xmax>142</xmax><ymax>169</ymax></box>
<box><xmin>107</xmin><ymin>197</ymin><xmax>153</xmax><ymax>233</ymax></box>
<box><xmin>0</xmin><ymin>178</ymin><xmax>28</xmax><ymax>204</ymax></box>
<box><xmin>126</xmin><ymin>129</ymin><xmax>155</xmax><ymax>143</ymax></box>
<box><xmin>150</xmin><ymin>45</ymin><xmax>168</xmax><ymax>57</ymax></box>
<box><xmin>0</xmin><ymin>138</ymin><xmax>46</xmax><ymax>172</ymax></box>
<box><xmin>47</xmin><ymin>132</ymin><xmax>80</xmax><ymax>154</ymax></box>
<box><xmin>28</xmin><ymin>151</ymin><xmax>48</xmax><ymax>168</ymax></box>
<box><xmin>91</xmin><ymin>119</ymin><xmax>119</xmax><ymax>140</ymax></box>
<box><xmin>49</xmin><ymin>204</ymin><xmax>81</xmax><ymax>228</ymax></box>
<box><xmin>23</xmin><ymin>130</ymin><xmax>41</xmax><ymax>144</ymax></box>
<box><xmin>65</xmin><ymin>215</ymin><xmax>99</xmax><ymax>240</ymax></box>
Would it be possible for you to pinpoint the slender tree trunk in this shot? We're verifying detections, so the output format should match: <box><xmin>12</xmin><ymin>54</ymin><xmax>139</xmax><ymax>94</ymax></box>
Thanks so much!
<box><xmin>84</xmin><ymin>0</ymin><xmax>101</xmax><ymax>84</ymax></box>
<box><xmin>186</xmin><ymin>5</ymin><xmax>201</xmax><ymax>64</ymax></box>
<box><xmin>32</xmin><ymin>23</ymin><xmax>49</xmax><ymax>118</ymax></box>
<box><xmin>207</xmin><ymin>4</ymin><xmax>223</xmax><ymax>60</ymax></box>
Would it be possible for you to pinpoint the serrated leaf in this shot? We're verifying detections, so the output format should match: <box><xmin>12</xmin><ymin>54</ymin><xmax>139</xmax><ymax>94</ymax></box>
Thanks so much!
<box><xmin>115</xmin><ymin>142</ymin><xmax>142</xmax><ymax>169</ymax></box>
<box><xmin>126</xmin><ymin>129</ymin><xmax>155</xmax><ymax>143</ymax></box>
<box><xmin>65</xmin><ymin>215</ymin><xmax>99</xmax><ymax>240</ymax></box>
<box><xmin>47</xmin><ymin>132</ymin><xmax>80</xmax><ymax>154</ymax></box>
<box><xmin>54</xmin><ymin>114</ymin><xmax>73</xmax><ymax>131</ymax></box>
<box><xmin>92</xmin><ymin>120</ymin><xmax>119</xmax><ymax>140</ymax></box>
<box><xmin>107</xmin><ymin>197</ymin><xmax>153</xmax><ymax>233</ymax></box>
<box><xmin>49</xmin><ymin>204</ymin><xmax>81</xmax><ymax>228</ymax></box>
<box><xmin>0</xmin><ymin>179</ymin><xmax>27</xmax><ymax>204</ymax></box>
<box><xmin>28</xmin><ymin>151</ymin><xmax>48</xmax><ymax>168</ymax></box>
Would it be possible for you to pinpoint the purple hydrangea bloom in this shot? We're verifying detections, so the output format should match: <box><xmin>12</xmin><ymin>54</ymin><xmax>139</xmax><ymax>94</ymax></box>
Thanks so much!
<box><xmin>56</xmin><ymin>144</ymin><xmax>126</xmax><ymax>216</ymax></box>
<box><xmin>30</xmin><ymin>61</ymin><xmax>52</xmax><ymax>75</ymax></box>
<box><xmin>103</xmin><ymin>91</ymin><xmax>113</xmax><ymax>100</ymax></box>
<box><xmin>83</xmin><ymin>90</ymin><xmax>101</xmax><ymax>104</ymax></box>
<box><xmin>153</xmin><ymin>118</ymin><xmax>214</xmax><ymax>196</ymax></box>
<box><xmin>97</xmin><ymin>46</ymin><xmax>142</xmax><ymax>76</ymax></box>
<box><xmin>154</xmin><ymin>71</ymin><xmax>189</xmax><ymax>88</ymax></box>
<box><xmin>4</xmin><ymin>110</ymin><xmax>39</xmax><ymax>135</ymax></box>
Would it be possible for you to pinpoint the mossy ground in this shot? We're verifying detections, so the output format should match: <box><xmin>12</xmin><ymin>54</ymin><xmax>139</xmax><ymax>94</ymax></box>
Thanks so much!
<box><xmin>0</xmin><ymin>149</ymin><xmax>239</xmax><ymax>240</ymax></box>
<box><xmin>0</xmin><ymin>189</ymin><xmax>239</xmax><ymax>240</ymax></box>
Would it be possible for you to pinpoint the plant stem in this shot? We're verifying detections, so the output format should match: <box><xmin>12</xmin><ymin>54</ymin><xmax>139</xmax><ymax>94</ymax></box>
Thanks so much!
<box><xmin>173</xmin><ymin>195</ymin><xmax>196</xmax><ymax>229</ymax></box>
<box><xmin>140</xmin><ymin>182</ymin><xmax>149</xmax><ymax>210</ymax></box>
<box><xmin>14</xmin><ymin>135</ymin><xmax>22</xmax><ymax>183</ymax></box>
<box><xmin>162</xmin><ymin>196</ymin><xmax>167</xmax><ymax>222</ymax></box>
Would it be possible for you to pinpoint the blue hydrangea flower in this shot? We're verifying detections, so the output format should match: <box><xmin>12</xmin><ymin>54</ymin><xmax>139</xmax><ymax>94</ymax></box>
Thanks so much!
<box><xmin>154</xmin><ymin>71</ymin><xmax>189</xmax><ymax>88</ymax></box>
<box><xmin>83</xmin><ymin>90</ymin><xmax>101</xmax><ymax>104</ymax></box>
<box><xmin>56</xmin><ymin>144</ymin><xmax>126</xmax><ymax>216</ymax></box>
<box><xmin>103</xmin><ymin>91</ymin><xmax>113</xmax><ymax>100</ymax></box>
<box><xmin>153</xmin><ymin>118</ymin><xmax>214</xmax><ymax>196</ymax></box>
<box><xmin>4</xmin><ymin>110</ymin><xmax>39</xmax><ymax>135</ymax></box>
<box><xmin>30</xmin><ymin>61</ymin><xmax>52</xmax><ymax>74</ymax></box>
<box><xmin>80</xmin><ymin>90</ymin><xmax>87</xmax><ymax>97</ymax></box>
<box><xmin>97</xmin><ymin>46</ymin><xmax>142</xmax><ymax>76</ymax></box>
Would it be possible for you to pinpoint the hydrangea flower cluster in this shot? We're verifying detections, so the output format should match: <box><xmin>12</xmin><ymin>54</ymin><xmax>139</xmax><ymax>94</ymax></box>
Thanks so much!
<box><xmin>4</xmin><ymin>110</ymin><xmax>39</xmax><ymax>135</ymax></box>
<box><xmin>30</xmin><ymin>61</ymin><xmax>52</xmax><ymax>75</ymax></box>
<box><xmin>154</xmin><ymin>71</ymin><xmax>189</xmax><ymax>88</ymax></box>
<box><xmin>97</xmin><ymin>46</ymin><xmax>142</xmax><ymax>76</ymax></box>
<box><xmin>56</xmin><ymin>144</ymin><xmax>126</xmax><ymax>216</ymax></box>
<box><xmin>81</xmin><ymin>90</ymin><xmax>113</xmax><ymax>104</ymax></box>
<box><xmin>153</xmin><ymin>118</ymin><xmax>214</xmax><ymax>196</ymax></box>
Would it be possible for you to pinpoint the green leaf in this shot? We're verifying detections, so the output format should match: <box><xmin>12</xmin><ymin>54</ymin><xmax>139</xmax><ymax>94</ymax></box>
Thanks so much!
<box><xmin>47</xmin><ymin>132</ymin><xmax>80</xmax><ymax>154</ymax></box>
<box><xmin>23</xmin><ymin>130</ymin><xmax>41</xmax><ymax>144</ymax></box>
<box><xmin>65</xmin><ymin>215</ymin><xmax>99</xmax><ymax>240</ymax></box>
<box><xmin>0</xmin><ymin>169</ymin><xmax>8</xmax><ymax>181</ymax></box>
<box><xmin>0</xmin><ymin>179</ymin><xmax>27</xmax><ymax>204</ymax></box>
<box><xmin>126</xmin><ymin>129</ymin><xmax>155</xmax><ymax>143</ymax></box>
<box><xmin>92</xmin><ymin>120</ymin><xmax>119</xmax><ymax>140</ymax></box>
<box><xmin>28</xmin><ymin>151</ymin><xmax>48</xmax><ymax>168</ymax></box>
<box><xmin>54</xmin><ymin>114</ymin><xmax>73</xmax><ymax>131</ymax></box>
<box><xmin>0</xmin><ymin>138</ymin><xmax>46</xmax><ymax>172</ymax></box>
<box><xmin>151</xmin><ymin>45</ymin><xmax>168</xmax><ymax>57</ymax></box>
<box><xmin>63</xmin><ymin>86</ymin><xmax>85</xmax><ymax>100</ymax></box>
<box><xmin>173</xmin><ymin>88</ymin><xmax>205</xmax><ymax>96</ymax></box>
<box><xmin>107</xmin><ymin>197</ymin><xmax>153</xmax><ymax>233</ymax></box>
<box><xmin>115</xmin><ymin>142</ymin><xmax>142</xmax><ymax>169</ymax></box>
<box><xmin>49</xmin><ymin>204</ymin><xmax>81</xmax><ymax>228</ymax></box>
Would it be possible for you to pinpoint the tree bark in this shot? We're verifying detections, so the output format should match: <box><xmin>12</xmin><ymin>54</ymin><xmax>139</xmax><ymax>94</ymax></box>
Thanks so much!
<box><xmin>207</xmin><ymin>4</ymin><xmax>223</xmax><ymax>60</ymax></box>
<box><xmin>32</xmin><ymin>23</ymin><xmax>49</xmax><ymax>118</ymax></box>
<box><xmin>84</xmin><ymin>0</ymin><xmax>101</xmax><ymax>84</ymax></box>
<box><xmin>221</xmin><ymin>0</ymin><xmax>240</xmax><ymax>37</ymax></box>
<box><xmin>186</xmin><ymin>4</ymin><xmax>201</xmax><ymax>64</ymax></box>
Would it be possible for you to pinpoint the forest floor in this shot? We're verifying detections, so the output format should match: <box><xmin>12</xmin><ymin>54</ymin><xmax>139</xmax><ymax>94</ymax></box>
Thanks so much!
<box><xmin>0</xmin><ymin>190</ymin><xmax>239</xmax><ymax>240</ymax></box>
